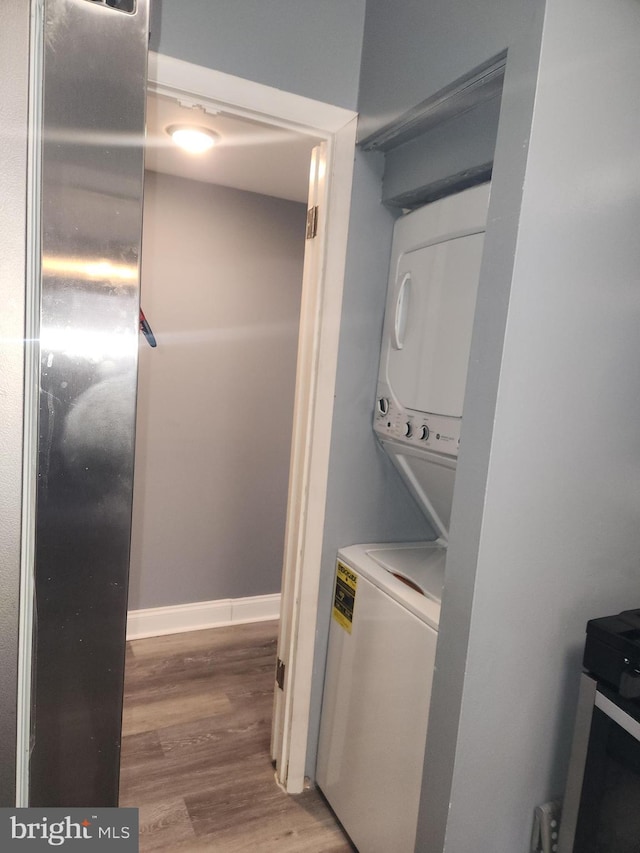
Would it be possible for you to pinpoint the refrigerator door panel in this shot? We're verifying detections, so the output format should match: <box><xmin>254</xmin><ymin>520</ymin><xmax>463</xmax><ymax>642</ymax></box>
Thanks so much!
<box><xmin>29</xmin><ymin>0</ymin><xmax>149</xmax><ymax>807</ymax></box>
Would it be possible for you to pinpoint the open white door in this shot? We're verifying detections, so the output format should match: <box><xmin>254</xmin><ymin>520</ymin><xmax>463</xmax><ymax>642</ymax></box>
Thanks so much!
<box><xmin>269</xmin><ymin>112</ymin><xmax>355</xmax><ymax>790</ymax></box>
<box><xmin>272</xmin><ymin>144</ymin><xmax>327</xmax><ymax>789</ymax></box>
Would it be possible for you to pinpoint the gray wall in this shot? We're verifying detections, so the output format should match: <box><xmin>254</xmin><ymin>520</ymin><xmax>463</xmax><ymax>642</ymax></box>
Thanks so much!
<box><xmin>419</xmin><ymin>1</ymin><xmax>640</xmax><ymax>850</ymax></box>
<box><xmin>0</xmin><ymin>0</ymin><xmax>30</xmax><ymax>805</ymax></box>
<box><xmin>357</xmin><ymin>0</ymin><xmax>536</xmax><ymax>141</ymax></box>
<box><xmin>353</xmin><ymin>1</ymin><xmax>640</xmax><ymax>850</ymax></box>
<box><xmin>129</xmin><ymin>172</ymin><xmax>306</xmax><ymax>610</ymax></box>
<box><xmin>381</xmin><ymin>94</ymin><xmax>501</xmax><ymax>209</ymax></box>
<box><xmin>151</xmin><ymin>0</ymin><xmax>366</xmax><ymax>111</ymax></box>
<box><xmin>306</xmin><ymin>149</ymin><xmax>434</xmax><ymax>775</ymax></box>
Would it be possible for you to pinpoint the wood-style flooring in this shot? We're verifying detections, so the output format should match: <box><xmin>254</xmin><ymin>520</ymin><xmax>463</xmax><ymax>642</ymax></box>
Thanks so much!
<box><xmin>119</xmin><ymin>620</ymin><xmax>354</xmax><ymax>852</ymax></box>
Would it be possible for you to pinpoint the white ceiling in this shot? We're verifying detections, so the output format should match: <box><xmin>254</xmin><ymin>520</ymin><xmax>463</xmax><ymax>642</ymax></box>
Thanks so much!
<box><xmin>144</xmin><ymin>91</ymin><xmax>319</xmax><ymax>204</ymax></box>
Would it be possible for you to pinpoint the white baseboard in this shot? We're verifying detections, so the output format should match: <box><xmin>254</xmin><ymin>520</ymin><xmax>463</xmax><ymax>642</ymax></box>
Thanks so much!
<box><xmin>126</xmin><ymin>593</ymin><xmax>280</xmax><ymax>640</ymax></box>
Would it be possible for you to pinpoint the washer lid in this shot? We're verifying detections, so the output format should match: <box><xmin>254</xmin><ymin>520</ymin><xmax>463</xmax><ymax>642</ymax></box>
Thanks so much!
<box><xmin>337</xmin><ymin>541</ymin><xmax>446</xmax><ymax>628</ymax></box>
<box><xmin>366</xmin><ymin>543</ymin><xmax>446</xmax><ymax>604</ymax></box>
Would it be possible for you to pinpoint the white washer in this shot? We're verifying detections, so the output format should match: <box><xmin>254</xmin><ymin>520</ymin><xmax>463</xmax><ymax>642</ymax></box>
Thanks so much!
<box><xmin>316</xmin><ymin>541</ymin><xmax>446</xmax><ymax>853</ymax></box>
<box><xmin>374</xmin><ymin>183</ymin><xmax>490</xmax><ymax>539</ymax></box>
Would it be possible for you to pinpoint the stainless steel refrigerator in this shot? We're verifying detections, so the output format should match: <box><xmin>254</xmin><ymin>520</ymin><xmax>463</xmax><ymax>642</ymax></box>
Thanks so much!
<box><xmin>27</xmin><ymin>0</ymin><xmax>150</xmax><ymax>806</ymax></box>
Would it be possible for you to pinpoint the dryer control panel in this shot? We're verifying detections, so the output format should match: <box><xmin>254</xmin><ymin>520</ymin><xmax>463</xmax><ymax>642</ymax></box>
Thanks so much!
<box><xmin>374</xmin><ymin>386</ymin><xmax>460</xmax><ymax>457</ymax></box>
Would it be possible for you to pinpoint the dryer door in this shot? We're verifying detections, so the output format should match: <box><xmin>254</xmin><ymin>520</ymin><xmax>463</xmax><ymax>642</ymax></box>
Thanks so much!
<box><xmin>385</xmin><ymin>230</ymin><xmax>484</xmax><ymax>418</ymax></box>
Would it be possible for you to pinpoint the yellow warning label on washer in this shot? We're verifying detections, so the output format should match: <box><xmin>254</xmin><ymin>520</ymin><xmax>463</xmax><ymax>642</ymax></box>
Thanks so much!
<box><xmin>333</xmin><ymin>560</ymin><xmax>357</xmax><ymax>633</ymax></box>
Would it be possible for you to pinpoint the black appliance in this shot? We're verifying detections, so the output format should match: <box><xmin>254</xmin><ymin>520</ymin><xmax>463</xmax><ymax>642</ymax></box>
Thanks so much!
<box><xmin>558</xmin><ymin>609</ymin><xmax>640</xmax><ymax>853</ymax></box>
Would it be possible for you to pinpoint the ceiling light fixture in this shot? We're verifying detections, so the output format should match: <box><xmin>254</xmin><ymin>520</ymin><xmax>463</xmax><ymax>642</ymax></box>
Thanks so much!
<box><xmin>166</xmin><ymin>125</ymin><xmax>219</xmax><ymax>154</ymax></box>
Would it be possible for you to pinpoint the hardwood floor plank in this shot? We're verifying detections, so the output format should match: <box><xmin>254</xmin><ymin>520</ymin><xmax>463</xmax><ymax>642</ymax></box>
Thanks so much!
<box><xmin>183</xmin><ymin>761</ymin><xmax>349</xmax><ymax>838</ymax></box>
<box><xmin>128</xmin><ymin>622</ymin><xmax>278</xmax><ymax>661</ymax></box>
<box><xmin>122</xmin><ymin>691</ymin><xmax>233</xmax><ymax>737</ymax></box>
<box><xmin>120</xmin><ymin>730</ymin><xmax>165</xmax><ymax>767</ymax></box>
<box><xmin>156</xmin><ymin>712</ymin><xmax>271</xmax><ymax>758</ymax></box>
<box><xmin>135</xmin><ymin>797</ymin><xmax>197</xmax><ymax>851</ymax></box>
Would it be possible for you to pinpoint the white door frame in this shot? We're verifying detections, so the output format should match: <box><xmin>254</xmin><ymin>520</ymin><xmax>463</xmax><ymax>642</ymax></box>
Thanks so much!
<box><xmin>147</xmin><ymin>52</ymin><xmax>357</xmax><ymax>793</ymax></box>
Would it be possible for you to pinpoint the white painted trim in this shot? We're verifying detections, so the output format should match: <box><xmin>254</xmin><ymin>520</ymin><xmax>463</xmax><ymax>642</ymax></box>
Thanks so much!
<box><xmin>148</xmin><ymin>52</ymin><xmax>354</xmax><ymax>135</ymax></box>
<box><xmin>150</xmin><ymin>52</ymin><xmax>357</xmax><ymax>795</ymax></box>
<box><xmin>126</xmin><ymin>593</ymin><xmax>281</xmax><ymax>641</ymax></box>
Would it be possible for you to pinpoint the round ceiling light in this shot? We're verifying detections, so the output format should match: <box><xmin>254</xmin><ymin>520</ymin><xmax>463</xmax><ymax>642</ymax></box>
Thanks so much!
<box><xmin>166</xmin><ymin>125</ymin><xmax>219</xmax><ymax>154</ymax></box>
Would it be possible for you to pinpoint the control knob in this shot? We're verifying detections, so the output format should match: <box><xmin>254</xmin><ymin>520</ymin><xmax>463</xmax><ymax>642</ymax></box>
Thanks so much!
<box><xmin>377</xmin><ymin>397</ymin><xmax>390</xmax><ymax>416</ymax></box>
<box><xmin>419</xmin><ymin>425</ymin><xmax>430</xmax><ymax>441</ymax></box>
<box><xmin>404</xmin><ymin>421</ymin><xmax>413</xmax><ymax>438</ymax></box>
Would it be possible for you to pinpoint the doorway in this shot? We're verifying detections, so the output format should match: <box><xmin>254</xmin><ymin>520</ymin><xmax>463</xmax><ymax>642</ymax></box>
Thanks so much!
<box><xmin>126</xmin><ymin>52</ymin><xmax>357</xmax><ymax>796</ymax></box>
<box><xmin>127</xmin><ymin>91</ymin><xmax>318</xmax><ymax>625</ymax></box>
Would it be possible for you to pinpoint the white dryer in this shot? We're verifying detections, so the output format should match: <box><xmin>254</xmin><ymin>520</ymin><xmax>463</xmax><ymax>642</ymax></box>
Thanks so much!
<box><xmin>316</xmin><ymin>541</ymin><xmax>445</xmax><ymax>853</ymax></box>
<box><xmin>374</xmin><ymin>183</ymin><xmax>490</xmax><ymax>539</ymax></box>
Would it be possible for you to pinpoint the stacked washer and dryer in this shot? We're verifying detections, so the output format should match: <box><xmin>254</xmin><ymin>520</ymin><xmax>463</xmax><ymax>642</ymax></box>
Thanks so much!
<box><xmin>316</xmin><ymin>184</ymin><xmax>491</xmax><ymax>852</ymax></box>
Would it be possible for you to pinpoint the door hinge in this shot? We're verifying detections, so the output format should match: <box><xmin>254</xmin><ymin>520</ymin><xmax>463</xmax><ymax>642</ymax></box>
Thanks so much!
<box><xmin>306</xmin><ymin>205</ymin><xmax>319</xmax><ymax>239</ymax></box>
<box><xmin>276</xmin><ymin>658</ymin><xmax>285</xmax><ymax>690</ymax></box>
